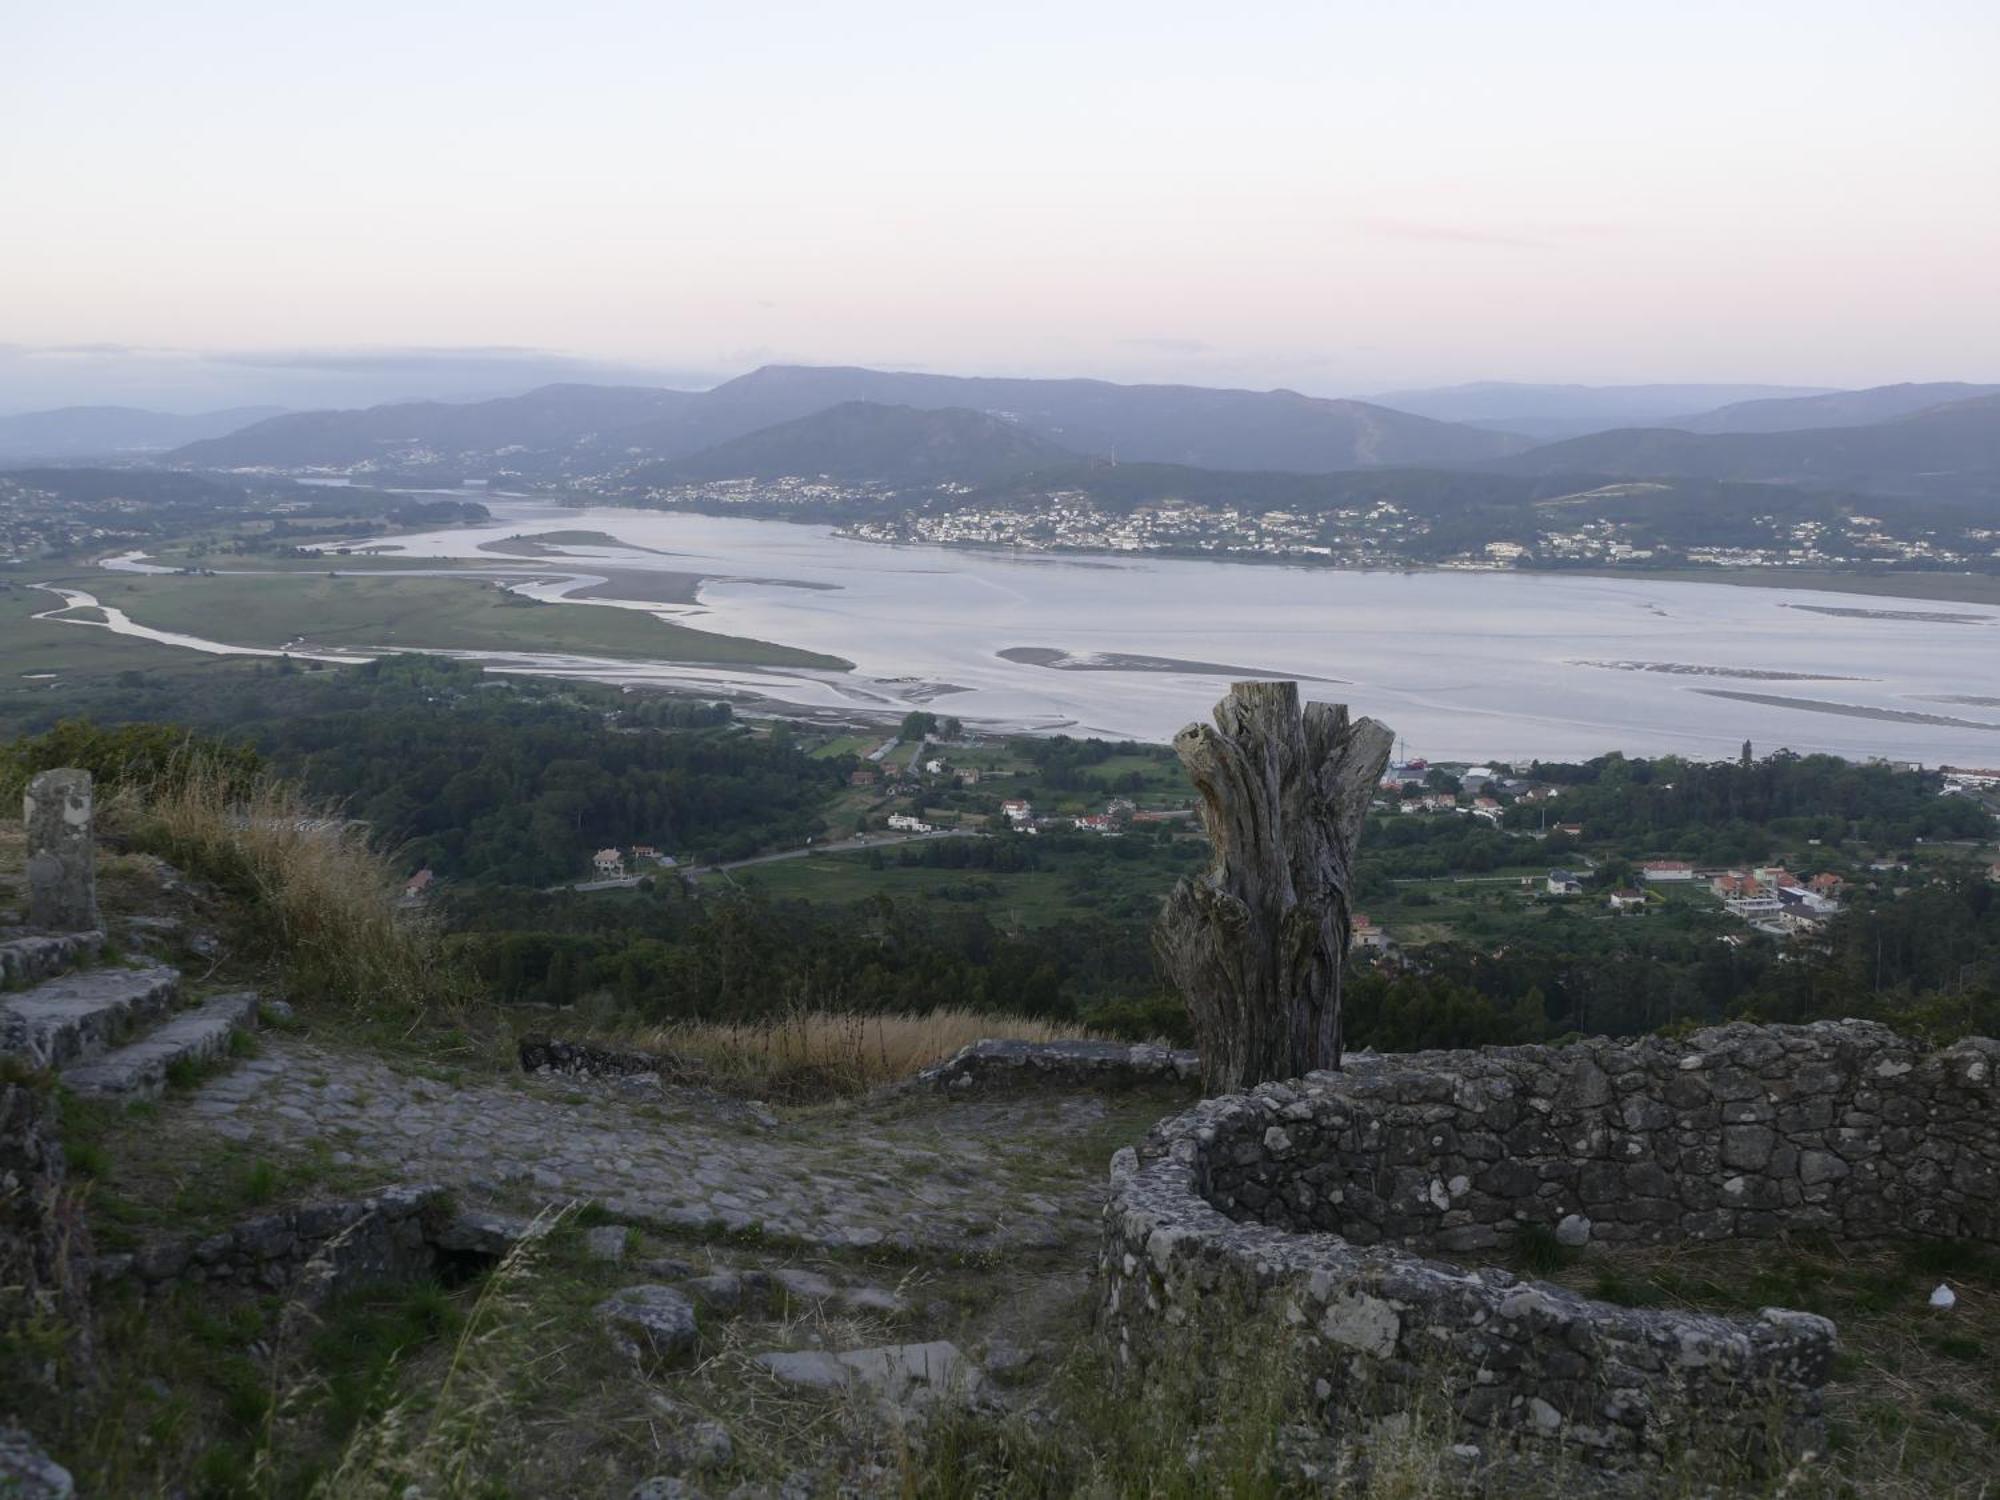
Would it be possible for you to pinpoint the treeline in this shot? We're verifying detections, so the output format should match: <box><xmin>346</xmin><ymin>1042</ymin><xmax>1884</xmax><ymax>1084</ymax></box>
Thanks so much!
<box><xmin>1</xmin><ymin>658</ymin><xmax>848</xmax><ymax>882</ymax></box>
<box><xmin>1507</xmin><ymin>750</ymin><xmax>1989</xmax><ymax>856</ymax></box>
<box><xmin>445</xmin><ymin>887</ymin><xmax>1180</xmax><ymax>1037</ymax></box>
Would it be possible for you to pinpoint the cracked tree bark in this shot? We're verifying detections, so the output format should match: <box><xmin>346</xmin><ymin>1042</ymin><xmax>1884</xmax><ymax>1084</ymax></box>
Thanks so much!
<box><xmin>1155</xmin><ymin>682</ymin><xmax>1393</xmax><ymax>1093</ymax></box>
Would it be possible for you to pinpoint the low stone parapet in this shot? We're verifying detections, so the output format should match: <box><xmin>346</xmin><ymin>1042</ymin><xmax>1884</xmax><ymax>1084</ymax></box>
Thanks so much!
<box><xmin>95</xmin><ymin>1184</ymin><xmax>452</xmax><ymax>1303</ymax></box>
<box><xmin>920</xmin><ymin>1039</ymin><xmax>1200</xmax><ymax>1092</ymax></box>
<box><xmin>1100</xmin><ymin>1021</ymin><xmax>1999</xmax><ymax>1469</ymax></box>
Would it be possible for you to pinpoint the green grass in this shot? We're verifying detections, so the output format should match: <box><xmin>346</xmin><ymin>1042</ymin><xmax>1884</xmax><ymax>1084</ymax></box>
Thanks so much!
<box><xmin>60</xmin><ymin>571</ymin><xmax>848</xmax><ymax>671</ymax></box>
<box><xmin>809</xmin><ymin>733</ymin><xmax>879</xmax><ymax>760</ymax></box>
<box><xmin>0</xmin><ymin>577</ymin><xmax>250</xmax><ymax>683</ymax></box>
<box><xmin>1546</xmin><ymin>1238</ymin><xmax>2000</xmax><ymax>1496</ymax></box>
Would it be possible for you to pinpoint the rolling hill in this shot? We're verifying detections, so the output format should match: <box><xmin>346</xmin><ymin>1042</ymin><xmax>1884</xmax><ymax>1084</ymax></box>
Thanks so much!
<box><xmin>1494</xmin><ymin>393</ymin><xmax>2000</xmax><ymax>505</ymax></box>
<box><xmin>170</xmin><ymin>364</ymin><xmax>1528</xmax><ymax>476</ymax></box>
<box><xmin>1368</xmin><ymin>382</ymin><xmax>1835</xmax><ymax>440</ymax></box>
<box><xmin>1669</xmin><ymin>381</ymin><xmax>2000</xmax><ymax>434</ymax></box>
<box><xmin>169</xmin><ymin>383</ymin><xmax>698</xmax><ymax>468</ymax></box>
<box><xmin>629</xmin><ymin>402</ymin><xmax>1078</xmax><ymax>487</ymax></box>
<box><xmin>604</xmin><ymin>364</ymin><xmax>1530</xmax><ymax>472</ymax></box>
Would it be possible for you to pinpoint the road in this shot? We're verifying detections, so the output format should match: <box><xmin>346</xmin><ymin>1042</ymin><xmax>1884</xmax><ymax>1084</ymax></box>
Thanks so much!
<box><xmin>551</xmin><ymin>827</ymin><xmax>986</xmax><ymax>893</ymax></box>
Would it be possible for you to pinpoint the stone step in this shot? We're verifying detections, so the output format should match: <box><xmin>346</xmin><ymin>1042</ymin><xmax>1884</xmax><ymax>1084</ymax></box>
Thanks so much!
<box><xmin>61</xmin><ymin>992</ymin><xmax>261</xmax><ymax>1100</ymax></box>
<box><xmin>0</xmin><ymin>930</ymin><xmax>106</xmax><ymax>990</ymax></box>
<box><xmin>0</xmin><ymin>964</ymin><xmax>181</xmax><ymax>1070</ymax></box>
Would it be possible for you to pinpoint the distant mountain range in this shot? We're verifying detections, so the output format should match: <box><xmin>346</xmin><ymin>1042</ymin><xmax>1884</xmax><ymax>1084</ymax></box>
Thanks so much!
<box><xmin>1666</xmin><ymin>382</ymin><xmax>2000</xmax><ymax>434</ymax></box>
<box><xmin>629</xmin><ymin>402</ymin><xmax>1079</xmax><ymax>487</ymax></box>
<box><xmin>1491</xmin><ymin>392</ymin><xmax>2000</xmax><ymax>502</ymax></box>
<box><xmin>169</xmin><ymin>384</ymin><xmax>690</xmax><ymax>468</ymax></box>
<box><xmin>0</xmin><ymin>404</ymin><xmax>286</xmax><ymax>458</ymax></box>
<box><xmin>1367</xmin><ymin>382</ymin><xmax>1836</xmax><ymax>440</ymax></box>
<box><xmin>168</xmin><ymin>364</ymin><xmax>1529</xmax><ymax>475</ymax></box>
<box><xmin>31</xmin><ymin>365</ymin><xmax>1963</xmax><ymax>515</ymax></box>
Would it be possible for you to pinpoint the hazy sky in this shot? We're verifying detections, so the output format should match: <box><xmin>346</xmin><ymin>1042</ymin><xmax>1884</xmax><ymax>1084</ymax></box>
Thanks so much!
<box><xmin>5</xmin><ymin>0</ymin><xmax>1998</xmax><ymax>406</ymax></box>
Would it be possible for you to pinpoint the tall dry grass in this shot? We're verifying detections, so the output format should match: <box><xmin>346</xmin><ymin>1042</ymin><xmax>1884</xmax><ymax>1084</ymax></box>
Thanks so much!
<box><xmin>634</xmin><ymin>1007</ymin><xmax>1104</xmax><ymax>1098</ymax></box>
<box><xmin>111</xmin><ymin>758</ymin><xmax>469</xmax><ymax>1017</ymax></box>
<box><xmin>305</xmin><ymin>1206</ymin><xmax>570</xmax><ymax>1499</ymax></box>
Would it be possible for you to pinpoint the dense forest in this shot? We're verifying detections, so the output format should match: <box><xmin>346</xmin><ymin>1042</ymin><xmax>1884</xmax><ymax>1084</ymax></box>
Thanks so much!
<box><xmin>1508</xmin><ymin>749</ymin><xmax>1990</xmax><ymax>853</ymax></box>
<box><xmin>1</xmin><ymin>657</ymin><xmax>844</xmax><ymax>881</ymax></box>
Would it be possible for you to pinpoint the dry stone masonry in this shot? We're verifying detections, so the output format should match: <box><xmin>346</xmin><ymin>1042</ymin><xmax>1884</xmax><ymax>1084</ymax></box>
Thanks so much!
<box><xmin>92</xmin><ymin>1184</ymin><xmax>457</xmax><ymax>1303</ymax></box>
<box><xmin>920</xmin><ymin>1038</ymin><xmax>1200</xmax><ymax>1092</ymax></box>
<box><xmin>1101</xmin><ymin>1021</ymin><xmax>2000</xmax><ymax>1469</ymax></box>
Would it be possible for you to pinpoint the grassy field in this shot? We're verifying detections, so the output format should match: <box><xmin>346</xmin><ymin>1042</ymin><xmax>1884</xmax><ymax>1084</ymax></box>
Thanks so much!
<box><xmin>808</xmin><ymin>733</ymin><xmax>882</xmax><ymax>760</ymax></box>
<box><xmin>0</xmin><ymin>581</ymin><xmax>270</xmax><ymax>731</ymax></box>
<box><xmin>38</xmin><ymin>570</ymin><xmax>850</xmax><ymax>671</ymax></box>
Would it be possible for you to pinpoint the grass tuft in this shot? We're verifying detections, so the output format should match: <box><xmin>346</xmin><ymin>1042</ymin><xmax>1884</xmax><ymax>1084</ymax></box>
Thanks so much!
<box><xmin>630</xmin><ymin>1007</ymin><xmax>1104</xmax><ymax>1099</ymax></box>
<box><xmin>107</xmin><ymin>754</ymin><xmax>473</xmax><ymax>1018</ymax></box>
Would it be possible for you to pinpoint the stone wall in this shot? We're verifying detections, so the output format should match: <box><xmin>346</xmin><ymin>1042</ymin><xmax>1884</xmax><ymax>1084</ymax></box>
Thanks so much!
<box><xmin>0</xmin><ymin>1071</ymin><xmax>90</xmax><ymax>1374</ymax></box>
<box><xmin>920</xmin><ymin>1039</ymin><xmax>1200</xmax><ymax>1092</ymax></box>
<box><xmin>1100</xmin><ymin>1022</ymin><xmax>1999</xmax><ymax>1470</ymax></box>
<box><xmin>93</xmin><ymin>1184</ymin><xmax>456</xmax><ymax>1305</ymax></box>
<box><xmin>0</xmin><ymin>934</ymin><xmax>104</xmax><ymax>992</ymax></box>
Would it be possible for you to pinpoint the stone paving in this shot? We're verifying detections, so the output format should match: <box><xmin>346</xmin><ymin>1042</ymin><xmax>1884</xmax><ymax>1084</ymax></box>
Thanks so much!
<box><xmin>177</xmin><ymin>1037</ymin><xmax>1153</xmax><ymax>1256</ymax></box>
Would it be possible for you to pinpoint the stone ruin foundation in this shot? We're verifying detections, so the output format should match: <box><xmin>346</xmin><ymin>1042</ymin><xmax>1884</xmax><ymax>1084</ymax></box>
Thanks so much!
<box><xmin>1100</xmin><ymin>1020</ymin><xmax>2000</xmax><ymax>1472</ymax></box>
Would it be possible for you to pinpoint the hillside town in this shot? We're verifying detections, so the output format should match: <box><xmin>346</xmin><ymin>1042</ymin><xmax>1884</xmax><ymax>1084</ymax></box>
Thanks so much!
<box><xmin>601</xmin><ymin>471</ymin><xmax>2000</xmax><ymax>575</ymax></box>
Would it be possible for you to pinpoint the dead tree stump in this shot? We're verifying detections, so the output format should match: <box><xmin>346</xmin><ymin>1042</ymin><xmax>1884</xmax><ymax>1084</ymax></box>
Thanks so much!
<box><xmin>1155</xmin><ymin>682</ymin><xmax>1392</xmax><ymax>1093</ymax></box>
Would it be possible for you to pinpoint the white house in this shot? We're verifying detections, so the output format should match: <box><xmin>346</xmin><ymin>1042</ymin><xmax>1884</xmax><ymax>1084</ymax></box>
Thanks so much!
<box><xmin>1001</xmin><ymin>799</ymin><xmax>1033</xmax><ymax>825</ymax></box>
<box><xmin>886</xmin><ymin>813</ymin><xmax>933</xmax><ymax>833</ymax></box>
<box><xmin>1546</xmin><ymin>870</ymin><xmax>1584</xmax><ymax>896</ymax></box>
<box><xmin>1351</xmin><ymin>914</ymin><xmax>1393</xmax><ymax>952</ymax></box>
<box><xmin>1640</xmin><ymin>860</ymin><xmax>1695</xmax><ymax>883</ymax></box>
<box><xmin>592</xmin><ymin>848</ymin><xmax>626</xmax><ymax>878</ymax></box>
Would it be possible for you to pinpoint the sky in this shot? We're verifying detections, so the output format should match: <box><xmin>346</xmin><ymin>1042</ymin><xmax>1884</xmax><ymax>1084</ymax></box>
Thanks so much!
<box><xmin>4</xmin><ymin>0</ymin><xmax>1999</xmax><ymax>411</ymax></box>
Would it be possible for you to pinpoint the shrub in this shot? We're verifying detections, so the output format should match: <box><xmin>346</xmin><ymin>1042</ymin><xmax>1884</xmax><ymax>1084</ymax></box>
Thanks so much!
<box><xmin>0</xmin><ymin>720</ymin><xmax>260</xmax><ymax>803</ymax></box>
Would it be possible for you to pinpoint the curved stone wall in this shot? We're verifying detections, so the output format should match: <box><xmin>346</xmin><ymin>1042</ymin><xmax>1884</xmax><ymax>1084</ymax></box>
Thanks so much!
<box><xmin>1100</xmin><ymin>1021</ymin><xmax>2000</xmax><ymax>1468</ymax></box>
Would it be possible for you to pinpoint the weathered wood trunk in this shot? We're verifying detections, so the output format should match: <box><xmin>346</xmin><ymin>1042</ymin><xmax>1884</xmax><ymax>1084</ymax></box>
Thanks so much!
<box><xmin>1155</xmin><ymin>682</ymin><xmax>1392</xmax><ymax>1093</ymax></box>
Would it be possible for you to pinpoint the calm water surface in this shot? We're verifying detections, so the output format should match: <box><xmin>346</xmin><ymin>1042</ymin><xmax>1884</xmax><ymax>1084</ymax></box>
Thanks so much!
<box><xmin>348</xmin><ymin>502</ymin><xmax>2000</xmax><ymax>762</ymax></box>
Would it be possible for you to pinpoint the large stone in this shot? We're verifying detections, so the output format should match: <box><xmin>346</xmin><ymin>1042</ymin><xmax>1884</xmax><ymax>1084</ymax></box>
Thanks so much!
<box><xmin>23</xmin><ymin>769</ymin><xmax>98</xmax><ymax>933</ymax></box>
<box><xmin>0</xmin><ymin>1427</ymin><xmax>73</xmax><ymax>1499</ymax></box>
<box><xmin>596</xmin><ymin>1286</ymin><xmax>699</xmax><ymax>1366</ymax></box>
<box><xmin>753</xmin><ymin>1341</ymin><xmax>982</xmax><ymax>1408</ymax></box>
<box><xmin>584</xmin><ymin>1224</ymin><xmax>629</xmax><ymax>1263</ymax></box>
<box><xmin>1720</xmin><ymin>1125</ymin><xmax>1777</xmax><ymax>1172</ymax></box>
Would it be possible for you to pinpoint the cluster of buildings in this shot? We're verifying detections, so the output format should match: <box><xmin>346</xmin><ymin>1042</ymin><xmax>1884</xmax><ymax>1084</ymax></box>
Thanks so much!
<box><xmin>842</xmin><ymin>496</ymin><xmax>1425</xmax><ymax>565</ymax></box>
<box><xmin>588</xmin><ymin>845</ymin><xmax>678</xmax><ymax>880</ymax></box>
<box><xmin>600</xmin><ymin>475</ymin><xmax>2000</xmax><ymax>577</ymax></box>
<box><xmin>997</xmin><ymin>797</ymin><xmax>1137</xmax><ymax>836</ymax></box>
<box><xmin>1545</xmin><ymin>858</ymin><xmax>1849</xmax><ymax>933</ymax></box>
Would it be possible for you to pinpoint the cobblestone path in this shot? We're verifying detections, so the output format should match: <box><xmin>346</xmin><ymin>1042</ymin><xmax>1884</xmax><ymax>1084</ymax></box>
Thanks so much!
<box><xmin>180</xmin><ymin>1038</ymin><xmax>1153</xmax><ymax>1256</ymax></box>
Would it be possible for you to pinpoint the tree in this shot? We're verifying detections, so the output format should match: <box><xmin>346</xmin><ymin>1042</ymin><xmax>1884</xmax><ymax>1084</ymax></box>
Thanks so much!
<box><xmin>1154</xmin><ymin>682</ymin><xmax>1393</xmax><ymax>1093</ymax></box>
<box><xmin>900</xmin><ymin>711</ymin><xmax>939</xmax><ymax>740</ymax></box>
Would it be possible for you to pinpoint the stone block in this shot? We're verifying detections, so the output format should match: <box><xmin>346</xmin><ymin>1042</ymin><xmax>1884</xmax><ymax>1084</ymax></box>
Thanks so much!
<box><xmin>23</xmin><ymin>769</ymin><xmax>98</xmax><ymax>933</ymax></box>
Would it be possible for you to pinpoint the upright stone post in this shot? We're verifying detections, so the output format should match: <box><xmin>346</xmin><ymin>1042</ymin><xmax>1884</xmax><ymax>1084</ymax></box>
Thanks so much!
<box><xmin>1155</xmin><ymin>682</ymin><xmax>1392</xmax><ymax>1094</ymax></box>
<box><xmin>24</xmin><ymin>769</ymin><xmax>100</xmax><ymax>933</ymax></box>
